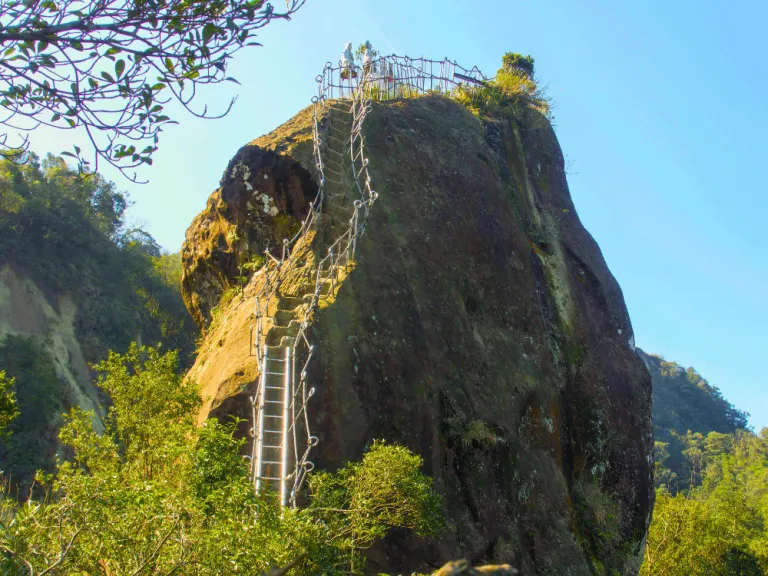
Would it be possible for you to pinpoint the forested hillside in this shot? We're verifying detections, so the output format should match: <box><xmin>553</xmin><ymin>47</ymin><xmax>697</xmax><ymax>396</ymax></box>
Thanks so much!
<box><xmin>640</xmin><ymin>350</ymin><xmax>767</xmax><ymax>575</ymax></box>
<box><xmin>640</xmin><ymin>349</ymin><xmax>749</xmax><ymax>493</ymax></box>
<box><xmin>0</xmin><ymin>154</ymin><xmax>197</xmax><ymax>494</ymax></box>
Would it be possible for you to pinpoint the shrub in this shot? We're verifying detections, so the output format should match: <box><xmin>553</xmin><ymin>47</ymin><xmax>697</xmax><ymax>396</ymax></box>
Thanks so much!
<box><xmin>453</xmin><ymin>52</ymin><xmax>550</xmax><ymax>119</ymax></box>
<box><xmin>0</xmin><ymin>370</ymin><xmax>17</xmax><ymax>438</ymax></box>
<box><xmin>501</xmin><ymin>52</ymin><xmax>535</xmax><ymax>78</ymax></box>
<box><xmin>0</xmin><ymin>345</ymin><xmax>443</xmax><ymax>575</ymax></box>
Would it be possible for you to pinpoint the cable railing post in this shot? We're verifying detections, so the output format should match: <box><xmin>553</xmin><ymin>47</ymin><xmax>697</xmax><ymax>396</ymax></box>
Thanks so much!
<box><xmin>254</xmin><ymin>344</ymin><xmax>268</xmax><ymax>494</ymax></box>
<box><xmin>280</xmin><ymin>345</ymin><xmax>292</xmax><ymax>507</ymax></box>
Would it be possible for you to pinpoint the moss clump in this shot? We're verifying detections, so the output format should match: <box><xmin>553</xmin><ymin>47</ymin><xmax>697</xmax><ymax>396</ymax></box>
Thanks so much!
<box><xmin>272</xmin><ymin>213</ymin><xmax>301</xmax><ymax>241</ymax></box>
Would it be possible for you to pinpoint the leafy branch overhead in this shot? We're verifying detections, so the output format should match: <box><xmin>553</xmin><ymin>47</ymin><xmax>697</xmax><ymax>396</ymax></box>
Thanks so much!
<box><xmin>0</xmin><ymin>0</ymin><xmax>305</xmax><ymax>180</ymax></box>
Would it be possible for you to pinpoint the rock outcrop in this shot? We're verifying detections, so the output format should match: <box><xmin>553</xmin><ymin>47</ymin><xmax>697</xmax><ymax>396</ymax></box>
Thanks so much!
<box><xmin>182</xmin><ymin>96</ymin><xmax>653</xmax><ymax>575</ymax></box>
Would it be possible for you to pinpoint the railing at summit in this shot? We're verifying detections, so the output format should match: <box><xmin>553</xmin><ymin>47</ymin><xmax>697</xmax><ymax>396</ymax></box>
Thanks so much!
<box><xmin>248</xmin><ymin>55</ymin><xmax>486</xmax><ymax>507</ymax></box>
<box><xmin>318</xmin><ymin>55</ymin><xmax>488</xmax><ymax>100</ymax></box>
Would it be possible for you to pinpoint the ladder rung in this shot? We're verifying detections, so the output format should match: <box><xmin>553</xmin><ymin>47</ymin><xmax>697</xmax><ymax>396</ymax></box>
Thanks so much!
<box><xmin>267</xmin><ymin>358</ymin><xmax>287</xmax><ymax>362</ymax></box>
<box><xmin>260</xmin><ymin>460</ymin><xmax>282</xmax><ymax>465</ymax></box>
<box><xmin>263</xmin><ymin>445</ymin><xmax>282</xmax><ymax>449</ymax></box>
<box><xmin>264</xmin><ymin>371</ymin><xmax>285</xmax><ymax>376</ymax></box>
<box><xmin>264</xmin><ymin>386</ymin><xmax>284</xmax><ymax>390</ymax></box>
<box><xmin>257</xmin><ymin>476</ymin><xmax>283</xmax><ymax>481</ymax></box>
<box><xmin>264</xmin><ymin>415</ymin><xmax>283</xmax><ymax>419</ymax></box>
<box><xmin>262</xmin><ymin>429</ymin><xmax>282</xmax><ymax>434</ymax></box>
<box><xmin>264</xmin><ymin>400</ymin><xmax>283</xmax><ymax>404</ymax></box>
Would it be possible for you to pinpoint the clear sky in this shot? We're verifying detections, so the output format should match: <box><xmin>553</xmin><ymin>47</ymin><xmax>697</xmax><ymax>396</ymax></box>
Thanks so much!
<box><xmin>31</xmin><ymin>0</ymin><xmax>768</xmax><ymax>429</ymax></box>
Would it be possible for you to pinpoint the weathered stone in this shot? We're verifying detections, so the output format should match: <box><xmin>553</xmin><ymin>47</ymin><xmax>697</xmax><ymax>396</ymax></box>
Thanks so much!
<box><xmin>183</xmin><ymin>96</ymin><xmax>653</xmax><ymax>575</ymax></box>
<box><xmin>433</xmin><ymin>559</ymin><xmax>518</xmax><ymax>575</ymax></box>
<box><xmin>181</xmin><ymin>106</ymin><xmax>318</xmax><ymax>328</ymax></box>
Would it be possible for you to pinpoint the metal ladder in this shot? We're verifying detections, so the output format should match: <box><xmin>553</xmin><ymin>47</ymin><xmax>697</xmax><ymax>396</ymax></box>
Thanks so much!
<box><xmin>253</xmin><ymin>344</ymin><xmax>294</xmax><ymax>506</ymax></box>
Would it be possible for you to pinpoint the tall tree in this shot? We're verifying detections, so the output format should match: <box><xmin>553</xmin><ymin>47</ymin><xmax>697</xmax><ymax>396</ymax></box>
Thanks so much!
<box><xmin>0</xmin><ymin>0</ymin><xmax>305</xmax><ymax>180</ymax></box>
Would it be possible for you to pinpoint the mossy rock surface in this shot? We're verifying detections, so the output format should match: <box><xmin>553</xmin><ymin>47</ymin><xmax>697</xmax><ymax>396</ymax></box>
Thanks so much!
<box><xmin>184</xmin><ymin>96</ymin><xmax>652</xmax><ymax>575</ymax></box>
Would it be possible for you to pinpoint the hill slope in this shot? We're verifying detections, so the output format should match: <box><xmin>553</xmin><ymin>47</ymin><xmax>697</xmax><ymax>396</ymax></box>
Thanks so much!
<box><xmin>0</xmin><ymin>156</ymin><xmax>197</xmax><ymax>494</ymax></box>
<box><xmin>638</xmin><ymin>348</ymin><xmax>748</xmax><ymax>493</ymax></box>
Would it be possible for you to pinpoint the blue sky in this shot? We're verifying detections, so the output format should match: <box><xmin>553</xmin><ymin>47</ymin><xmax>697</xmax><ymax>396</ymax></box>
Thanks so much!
<box><xmin>31</xmin><ymin>0</ymin><xmax>768</xmax><ymax>428</ymax></box>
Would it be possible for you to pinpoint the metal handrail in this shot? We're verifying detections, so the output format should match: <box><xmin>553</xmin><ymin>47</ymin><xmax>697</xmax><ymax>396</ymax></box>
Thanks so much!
<box><xmin>249</xmin><ymin>55</ymin><xmax>486</xmax><ymax>507</ymax></box>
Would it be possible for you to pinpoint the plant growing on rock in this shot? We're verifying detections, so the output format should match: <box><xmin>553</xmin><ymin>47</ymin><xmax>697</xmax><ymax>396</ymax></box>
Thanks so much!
<box><xmin>454</xmin><ymin>52</ymin><xmax>550</xmax><ymax>118</ymax></box>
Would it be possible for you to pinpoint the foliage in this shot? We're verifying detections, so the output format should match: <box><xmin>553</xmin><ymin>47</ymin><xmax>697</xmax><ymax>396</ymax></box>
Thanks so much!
<box><xmin>453</xmin><ymin>52</ymin><xmax>549</xmax><ymax>119</ymax></box>
<box><xmin>0</xmin><ymin>336</ymin><xmax>64</xmax><ymax>496</ymax></box>
<box><xmin>0</xmin><ymin>370</ymin><xmax>18</xmax><ymax>438</ymax></box>
<box><xmin>0</xmin><ymin>345</ymin><xmax>443</xmax><ymax>575</ymax></box>
<box><xmin>0</xmin><ymin>0</ymin><xmax>305</xmax><ymax>179</ymax></box>
<box><xmin>461</xmin><ymin>419</ymin><xmax>497</xmax><ymax>450</ymax></box>
<box><xmin>0</xmin><ymin>154</ymin><xmax>197</xmax><ymax>363</ymax></box>
<box><xmin>646</xmin><ymin>353</ymin><xmax>766</xmax><ymax>574</ymax></box>
<box><xmin>501</xmin><ymin>52</ymin><xmax>535</xmax><ymax>79</ymax></box>
<box><xmin>642</xmin><ymin>429</ymin><xmax>768</xmax><ymax>575</ymax></box>
<box><xmin>647</xmin><ymin>352</ymin><xmax>749</xmax><ymax>493</ymax></box>
<box><xmin>355</xmin><ymin>42</ymin><xmax>380</xmax><ymax>64</ymax></box>
<box><xmin>308</xmin><ymin>441</ymin><xmax>443</xmax><ymax>563</ymax></box>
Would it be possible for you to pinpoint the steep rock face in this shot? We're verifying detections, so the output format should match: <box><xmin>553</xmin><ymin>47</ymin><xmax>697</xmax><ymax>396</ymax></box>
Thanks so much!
<box><xmin>0</xmin><ymin>267</ymin><xmax>104</xmax><ymax>426</ymax></box>
<box><xmin>181</xmin><ymin>107</ymin><xmax>318</xmax><ymax>328</ymax></box>
<box><xmin>0</xmin><ymin>266</ymin><xmax>105</xmax><ymax>490</ymax></box>
<box><xmin>182</xmin><ymin>96</ymin><xmax>653</xmax><ymax>575</ymax></box>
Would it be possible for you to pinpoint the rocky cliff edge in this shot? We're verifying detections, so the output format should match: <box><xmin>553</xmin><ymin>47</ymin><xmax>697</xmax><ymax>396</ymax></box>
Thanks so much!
<box><xmin>181</xmin><ymin>96</ymin><xmax>653</xmax><ymax>575</ymax></box>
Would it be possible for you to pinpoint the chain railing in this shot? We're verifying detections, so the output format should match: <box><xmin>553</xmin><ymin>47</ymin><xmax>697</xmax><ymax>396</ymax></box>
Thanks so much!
<box><xmin>248</xmin><ymin>55</ymin><xmax>485</xmax><ymax>507</ymax></box>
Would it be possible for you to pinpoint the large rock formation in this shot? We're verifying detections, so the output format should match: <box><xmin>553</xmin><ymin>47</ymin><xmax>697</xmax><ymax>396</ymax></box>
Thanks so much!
<box><xmin>182</xmin><ymin>96</ymin><xmax>653</xmax><ymax>575</ymax></box>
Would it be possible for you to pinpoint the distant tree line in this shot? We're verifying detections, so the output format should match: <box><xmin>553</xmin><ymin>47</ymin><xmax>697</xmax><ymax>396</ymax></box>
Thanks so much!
<box><xmin>643</xmin><ymin>353</ymin><xmax>766</xmax><ymax>574</ymax></box>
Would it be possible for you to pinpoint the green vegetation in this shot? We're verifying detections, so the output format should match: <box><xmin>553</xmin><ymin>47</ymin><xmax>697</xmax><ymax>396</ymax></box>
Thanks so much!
<box><xmin>0</xmin><ymin>345</ymin><xmax>443</xmax><ymax>575</ymax></box>
<box><xmin>0</xmin><ymin>370</ymin><xmax>17</xmax><ymax>438</ymax></box>
<box><xmin>0</xmin><ymin>154</ymin><xmax>197</xmax><ymax>493</ymax></box>
<box><xmin>643</xmin><ymin>430</ymin><xmax>768</xmax><ymax>575</ymax></box>
<box><xmin>0</xmin><ymin>154</ymin><xmax>197</xmax><ymax>362</ymax></box>
<box><xmin>0</xmin><ymin>0</ymin><xmax>304</xmax><ymax>178</ymax></box>
<box><xmin>453</xmin><ymin>51</ymin><xmax>550</xmax><ymax>118</ymax></box>
<box><xmin>643</xmin><ymin>352</ymin><xmax>767</xmax><ymax>574</ymax></box>
<box><xmin>647</xmin><ymin>353</ymin><xmax>749</xmax><ymax>493</ymax></box>
<box><xmin>0</xmin><ymin>336</ymin><xmax>64</xmax><ymax>496</ymax></box>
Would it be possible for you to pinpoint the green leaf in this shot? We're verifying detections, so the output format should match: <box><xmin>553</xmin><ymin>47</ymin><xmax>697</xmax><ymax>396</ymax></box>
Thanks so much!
<box><xmin>51</xmin><ymin>113</ymin><xmax>60</xmax><ymax>122</ymax></box>
<box><xmin>106</xmin><ymin>47</ymin><xmax>121</xmax><ymax>56</ymax></box>
<box><xmin>115</xmin><ymin>59</ymin><xmax>125</xmax><ymax>79</ymax></box>
<box><xmin>37</xmin><ymin>40</ymin><xmax>49</xmax><ymax>53</ymax></box>
<box><xmin>203</xmin><ymin>23</ymin><xmax>216</xmax><ymax>44</ymax></box>
<box><xmin>164</xmin><ymin>57</ymin><xmax>174</xmax><ymax>72</ymax></box>
<box><xmin>88</xmin><ymin>78</ymin><xmax>99</xmax><ymax>90</ymax></box>
<box><xmin>72</xmin><ymin>40</ymin><xmax>83</xmax><ymax>51</ymax></box>
<box><xmin>101</xmin><ymin>71</ymin><xmax>115</xmax><ymax>83</ymax></box>
<box><xmin>65</xmin><ymin>118</ymin><xmax>75</xmax><ymax>127</ymax></box>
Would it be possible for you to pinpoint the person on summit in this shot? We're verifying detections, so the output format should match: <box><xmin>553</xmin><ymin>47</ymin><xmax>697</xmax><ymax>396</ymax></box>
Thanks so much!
<box><xmin>340</xmin><ymin>42</ymin><xmax>357</xmax><ymax>79</ymax></box>
<box><xmin>362</xmin><ymin>40</ymin><xmax>375</xmax><ymax>73</ymax></box>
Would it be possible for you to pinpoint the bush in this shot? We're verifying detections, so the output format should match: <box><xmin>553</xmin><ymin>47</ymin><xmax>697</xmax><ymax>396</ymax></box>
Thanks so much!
<box><xmin>0</xmin><ymin>370</ymin><xmax>17</xmax><ymax>438</ymax></box>
<box><xmin>453</xmin><ymin>52</ymin><xmax>549</xmax><ymax>119</ymax></box>
<box><xmin>501</xmin><ymin>52</ymin><xmax>535</xmax><ymax>78</ymax></box>
<box><xmin>0</xmin><ymin>345</ymin><xmax>443</xmax><ymax>575</ymax></box>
